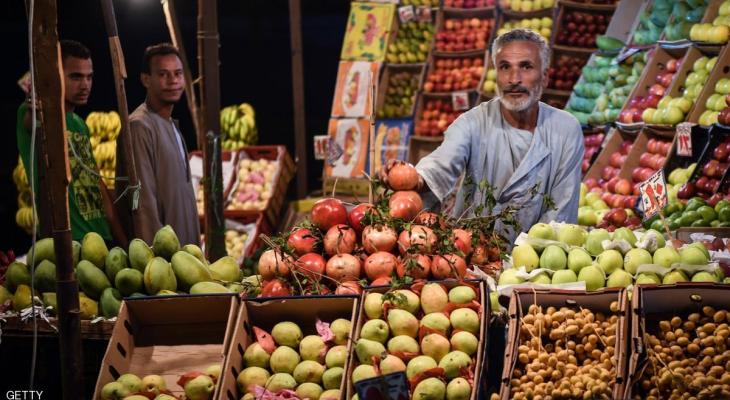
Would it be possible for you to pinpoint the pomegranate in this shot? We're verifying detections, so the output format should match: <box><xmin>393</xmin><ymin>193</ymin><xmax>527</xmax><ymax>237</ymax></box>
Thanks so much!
<box><xmin>452</xmin><ymin>229</ymin><xmax>473</xmax><ymax>256</ymax></box>
<box><xmin>295</xmin><ymin>253</ymin><xmax>326</xmax><ymax>280</ymax></box>
<box><xmin>323</xmin><ymin>224</ymin><xmax>357</xmax><ymax>256</ymax></box>
<box><xmin>287</xmin><ymin>227</ymin><xmax>319</xmax><ymax>256</ymax></box>
<box><xmin>335</xmin><ymin>281</ymin><xmax>362</xmax><ymax>295</ymax></box>
<box><xmin>363</xmin><ymin>251</ymin><xmax>398</xmax><ymax>280</ymax></box>
<box><xmin>260</xmin><ymin>279</ymin><xmax>292</xmax><ymax>297</ymax></box>
<box><xmin>414</xmin><ymin>212</ymin><xmax>441</xmax><ymax>228</ymax></box>
<box><xmin>311</xmin><ymin>198</ymin><xmax>348</xmax><ymax>231</ymax></box>
<box><xmin>326</xmin><ymin>254</ymin><xmax>362</xmax><ymax>282</ymax></box>
<box><xmin>388</xmin><ymin>163</ymin><xmax>420</xmax><ymax>191</ymax></box>
<box><xmin>348</xmin><ymin>203</ymin><xmax>374</xmax><ymax>233</ymax></box>
<box><xmin>389</xmin><ymin>191</ymin><xmax>423</xmax><ymax>221</ymax></box>
<box><xmin>258</xmin><ymin>249</ymin><xmax>294</xmax><ymax>280</ymax></box>
<box><xmin>370</xmin><ymin>276</ymin><xmax>392</xmax><ymax>286</ymax></box>
<box><xmin>362</xmin><ymin>224</ymin><xmax>398</xmax><ymax>254</ymax></box>
<box><xmin>396</xmin><ymin>254</ymin><xmax>431</xmax><ymax>280</ymax></box>
<box><xmin>397</xmin><ymin>225</ymin><xmax>437</xmax><ymax>254</ymax></box>
<box><xmin>431</xmin><ymin>254</ymin><xmax>467</xmax><ymax>279</ymax></box>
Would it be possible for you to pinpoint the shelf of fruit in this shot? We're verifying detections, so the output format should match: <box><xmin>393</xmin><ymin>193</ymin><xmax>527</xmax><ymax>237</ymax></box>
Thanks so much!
<box><xmin>581</xmin><ymin>129</ymin><xmax>605</xmax><ymax>174</ymax></box>
<box><xmin>443</xmin><ymin>0</ymin><xmax>495</xmax><ymax>10</ymax></box>
<box><xmin>423</xmin><ymin>55</ymin><xmax>485</xmax><ymax>93</ymax></box>
<box><xmin>553</xmin><ymin>6</ymin><xmax>613</xmax><ymax>51</ymax></box>
<box><xmin>386</xmin><ymin>19</ymin><xmax>435</xmax><ymax>65</ymax></box>
<box><xmin>546</xmin><ymin>53</ymin><xmax>590</xmax><ymax>94</ymax></box>
<box><xmin>631</xmin><ymin>0</ymin><xmax>672</xmax><ymax>46</ymax></box>
<box><xmin>677</xmin><ymin>126</ymin><xmax>730</xmax><ymax>201</ymax></box>
<box><xmin>499</xmin><ymin>221</ymin><xmax>726</xmax><ymax>292</ymax></box>
<box><xmin>688</xmin><ymin>0</ymin><xmax>730</xmax><ymax>45</ymax></box>
<box><xmin>12</xmin><ymin>157</ymin><xmax>33</xmax><ymax>234</ymax></box>
<box><xmin>495</xmin><ymin>15</ymin><xmax>554</xmax><ymax>42</ymax></box>
<box><xmin>414</xmin><ymin>97</ymin><xmax>465</xmax><ymax>137</ymax></box>
<box><xmin>499</xmin><ymin>0</ymin><xmax>556</xmax><ymax>14</ymax></box>
<box><xmin>434</xmin><ymin>14</ymin><xmax>495</xmax><ymax>55</ymax></box>
<box><xmin>377</xmin><ymin>66</ymin><xmax>424</xmax><ymax>119</ymax></box>
<box><xmin>2</xmin><ymin>225</ymin><xmax>250</xmax><ymax>321</ymax></box>
<box><xmin>86</xmin><ymin>111</ymin><xmax>121</xmax><ymax>189</ymax></box>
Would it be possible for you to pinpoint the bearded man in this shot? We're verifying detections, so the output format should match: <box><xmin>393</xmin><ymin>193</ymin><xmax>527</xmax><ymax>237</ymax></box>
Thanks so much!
<box><xmin>385</xmin><ymin>29</ymin><xmax>584</xmax><ymax>242</ymax></box>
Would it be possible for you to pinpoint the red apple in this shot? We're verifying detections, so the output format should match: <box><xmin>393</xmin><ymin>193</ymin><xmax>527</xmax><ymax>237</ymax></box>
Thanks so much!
<box><xmin>677</xmin><ymin>182</ymin><xmax>696</xmax><ymax>199</ymax></box>
<box><xmin>615</xmin><ymin>178</ymin><xmax>632</xmax><ymax>195</ymax></box>
<box><xmin>619</xmin><ymin>140</ymin><xmax>633</xmax><ymax>155</ymax></box>
<box><xmin>584</xmin><ymin>178</ymin><xmax>599</xmax><ymax>188</ymax></box>
<box><xmin>649</xmin><ymin>84</ymin><xmax>666</xmax><ymax>97</ymax></box>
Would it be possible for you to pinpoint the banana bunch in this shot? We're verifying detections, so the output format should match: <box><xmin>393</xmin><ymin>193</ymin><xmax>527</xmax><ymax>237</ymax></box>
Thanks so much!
<box><xmin>86</xmin><ymin>111</ymin><xmax>120</xmax><ymax>188</ymax></box>
<box><xmin>220</xmin><ymin>102</ymin><xmax>258</xmax><ymax>150</ymax></box>
<box><xmin>13</xmin><ymin>158</ymin><xmax>34</xmax><ymax>233</ymax></box>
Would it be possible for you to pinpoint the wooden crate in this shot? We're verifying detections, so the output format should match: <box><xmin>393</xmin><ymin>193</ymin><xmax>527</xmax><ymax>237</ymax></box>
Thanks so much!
<box><xmin>433</xmin><ymin>6</ymin><xmax>497</xmax><ymax>57</ymax></box>
<box><xmin>686</xmin><ymin>44</ymin><xmax>730</xmax><ymax>124</ymax></box>
<box><xmin>190</xmin><ymin>150</ymin><xmax>239</xmax><ymax>217</ymax></box>
<box><xmin>376</xmin><ymin>63</ymin><xmax>426</xmax><ymax>119</ymax></box>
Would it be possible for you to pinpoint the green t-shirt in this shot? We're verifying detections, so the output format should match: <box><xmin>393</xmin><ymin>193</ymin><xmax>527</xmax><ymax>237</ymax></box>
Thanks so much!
<box><xmin>16</xmin><ymin>103</ymin><xmax>112</xmax><ymax>242</ymax></box>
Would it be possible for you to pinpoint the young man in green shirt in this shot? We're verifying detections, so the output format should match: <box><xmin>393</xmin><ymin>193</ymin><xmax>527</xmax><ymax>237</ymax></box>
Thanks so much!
<box><xmin>16</xmin><ymin>40</ymin><xmax>115</xmax><ymax>243</ymax></box>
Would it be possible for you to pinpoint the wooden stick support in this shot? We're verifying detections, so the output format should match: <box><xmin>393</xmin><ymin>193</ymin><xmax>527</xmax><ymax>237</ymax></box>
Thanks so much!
<box><xmin>369</xmin><ymin>70</ymin><xmax>376</xmax><ymax>204</ymax></box>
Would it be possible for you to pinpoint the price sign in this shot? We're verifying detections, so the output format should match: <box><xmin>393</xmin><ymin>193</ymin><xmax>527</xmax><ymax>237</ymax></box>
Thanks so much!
<box><xmin>398</xmin><ymin>6</ymin><xmax>415</xmax><ymax>23</ymax></box>
<box><xmin>326</xmin><ymin>137</ymin><xmax>344</xmax><ymax>167</ymax></box>
<box><xmin>676</xmin><ymin>122</ymin><xmax>694</xmax><ymax>156</ymax></box>
<box><xmin>640</xmin><ymin>169</ymin><xmax>668</xmax><ymax>219</ymax></box>
<box><xmin>355</xmin><ymin>371</ymin><xmax>410</xmax><ymax>400</ymax></box>
<box><xmin>452</xmin><ymin>91</ymin><xmax>470</xmax><ymax>111</ymax></box>
<box><xmin>415</xmin><ymin>6</ymin><xmax>432</xmax><ymax>22</ymax></box>
<box><xmin>313</xmin><ymin>135</ymin><xmax>329</xmax><ymax>160</ymax></box>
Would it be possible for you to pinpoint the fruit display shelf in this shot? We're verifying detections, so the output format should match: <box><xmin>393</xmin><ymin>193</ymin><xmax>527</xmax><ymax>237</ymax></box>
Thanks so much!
<box><xmin>443</xmin><ymin>0</ymin><xmax>496</xmax><ymax>12</ymax></box>
<box><xmin>498</xmin><ymin>288</ymin><xmax>629</xmax><ymax>400</ymax></box>
<box><xmin>495</xmin><ymin>9</ymin><xmax>555</xmax><ymax>43</ymax></box>
<box><xmin>192</xmin><ymin>150</ymin><xmax>239</xmax><ymax>218</ymax></box>
<box><xmin>545</xmin><ymin>50</ymin><xmax>592</xmax><ymax>95</ymax></box>
<box><xmin>346</xmin><ymin>280</ymin><xmax>488</xmax><ymax>400</ymax></box>
<box><xmin>624</xmin><ymin>284</ymin><xmax>730</xmax><ymax>399</ymax></box>
<box><xmin>679</xmin><ymin>124</ymin><xmax>730</xmax><ymax>201</ymax></box>
<box><xmin>662</xmin><ymin>124</ymin><xmax>712</xmax><ymax>180</ymax></box>
<box><xmin>558</xmin><ymin>0</ymin><xmax>619</xmax><ymax>11</ymax></box>
<box><xmin>584</xmin><ymin>127</ymin><xmax>640</xmax><ymax>184</ymax></box>
<box><xmin>553</xmin><ymin>1</ymin><xmax>615</xmax><ymax>52</ymax></box>
<box><xmin>225</xmin><ymin>145</ymin><xmax>295</xmax><ymax>229</ymax></box>
<box><xmin>218</xmin><ymin>295</ymin><xmax>359</xmax><ymax>400</ymax></box>
<box><xmin>423</xmin><ymin>53</ymin><xmax>486</xmax><ymax>94</ymax></box>
<box><xmin>385</xmin><ymin>10</ymin><xmax>436</xmax><ymax>65</ymax></box>
<box><xmin>686</xmin><ymin>43</ymin><xmax>730</xmax><ymax>125</ymax></box>
<box><xmin>376</xmin><ymin>64</ymin><xmax>426</xmax><ymax>119</ymax></box>
<box><xmin>433</xmin><ymin>7</ymin><xmax>497</xmax><ymax>56</ymax></box>
<box><xmin>582</xmin><ymin>127</ymin><xmax>607</xmax><ymax>175</ymax></box>
<box><xmin>200</xmin><ymin>213</ymin><xmax>269</xmax><ymax>263</ymax></box>
<box><xmin>499</xmin><ymin>0</ymin><xmax>556</xmax><ymax>14</ymax></box>
<box><xmin>689</xmin><ymin>0</ymin><xmax>730</xmax><ymax>46</ymax></box>
<box><xmin>414</xmin><ymin>93</ymin><xmax>476</xmax><ymax>137</ymax></box>
<box><xmin>617</xmin><ymin>46</ymin><xmax>689</xmax><ymax>130</ymax></box>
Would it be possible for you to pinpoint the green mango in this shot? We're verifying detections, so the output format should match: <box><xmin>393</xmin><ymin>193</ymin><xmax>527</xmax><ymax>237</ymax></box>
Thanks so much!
<box><xmin>105</xmin><ymin>247</ymin><xmax>129</xmax><ymax>283</ymax></box>
<box><xmin>28</xmin><ymin>238</ymin><xmax>55</xmax><ymax>267</ymax></box>
<box><xmin>41</xmin><ymin>292</ymin><xmax>57</xmax><ymax>313</ymax></box>
<box><xmin>6</xmin><ymin>261</ymin><xmax>31</xmax><ymax>292</ymax></box>
<box><xmin>13</xmin><ymin>284</ymin><xmax>32</xmax><ymax>311</ymax></box>
<box><xmin>100</xmin><ymin>287</ymin><xmax>122</xmax><ymax>318</ymax></box>
<box><xmin>0</xmin><ymin>285</ymin><xmax>12</xmax><ymax>307</ymax></box>
<box><xmin>76</xmin><ymin>260</ymin><xmax>112</xmax><ymax>300</ymax></box>
<box><xmin>128</xmin><ymin>239</ymin><xmax>154</xmax><ymax>273</ymax></box>
<box><xmin>182</xmin><ymin>244</ymin><xmax>207</xmax><ymax>265</ymax></box>
<box><xmin>72</xmin><ymin>240</ymin><xmax>81</xmax><ymax>267</ymax></box>
<box><xmin>81</xmin><ymin>232</ymin><xmax>109</xmax><ymax>269</ymax></box>
<box><xmin>143</xmin><ymin>257</ymin><xmax>177</xmax><ymax>294</ymax></box>
<box><xmin>153</xmin><ymin>225</ymin><xmax>181</xmax><ymax>260</ymax></box>
<box><xmin>189</xmin><ymin>281</ymin><xmax>231</xmax><ymax>294</ymax></box>
<box><xmin>208</xmin><ymin>256</ymin><xmax>241</xmax><ymax>282</ymax></box>
<box><xmin>171</xmin><ymin>251</ymin><xmax>213</xmax><ymax>292</ymax></box>
<box><xmin>115</xmin><ymin>268</ymin><xmax>144</xmax><ymax>297</ymax></box>
<box><xmin>34</xmin><ymin>259</ymin><xmax>56</xmax><ymax>293</ymax></box>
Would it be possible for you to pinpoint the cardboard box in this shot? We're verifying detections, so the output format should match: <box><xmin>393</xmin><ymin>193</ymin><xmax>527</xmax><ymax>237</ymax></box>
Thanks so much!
<box><xmin>341</xmin><ymin>2</ymin><xmax>396</xmax><ymax>62</ymax></box>
<box><xmin>345</xmin><ymin>280</ymin><xmax>488</xmax><ymax>400</ymax></box>
<box><xmin>93</xmin><ymin>295</ymin><xmax>239</xmax><ymax>399</ymax></box>
<box><xmin>686</xmin><ymin>44</ymin><xmax>730</xmax><ymax>124</ymax></box>
<box><xmin>617</xmin><ymin>127</ymin><xmax>676</xmax><ymax>182</ymax></box>
<box><xmin>499</xmin><ymin>288</ymin><xmax>629</xmax><ymax>400</ymax></box>
<box><xmin>623</xmin><ymin>284</ymin><xmax>730</xmax><ymax>398</ymax></box>
<box><xmin>218</xmin><ymin>295</ymin><xmax>360</xmax><ymax>400</ymax></box>
<box><xmin>324</xmin><ymin>118</ymin><xmax>371</xmax><ymax>180</ymax></box>
<box><xmin>584</xmin><ymin>127</ymin><xmax>640</xmax><ymax>182</ymax></box>
<box><xmin>604</xmin><ymin>0</ymin><xmax>650</xmax><ymax>45</ymax></box>
<box><xmin>332</xmin><ymin>61</ymin><xmax>383</xmax><ymax>118</ymax></box>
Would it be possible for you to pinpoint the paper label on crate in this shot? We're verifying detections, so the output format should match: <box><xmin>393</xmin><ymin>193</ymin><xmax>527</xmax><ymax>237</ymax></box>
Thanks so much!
<box><xmin>452</xmin><ymin>91</ymin><xmax>470</xmax><ymax>111</ymax></box>
<box><xmin>676</xmin><ymin>122</ymin><xmax>694</xmax><ymax>156</ymax></box>
<box><xmin>640</xmin><ymin>169</ymin><xmax>668</xmax><ymax>219</ymax></box>
<box><xmin>398</xmin><ymin>5</ymin><xmax>415</xmax><ymax>23</ymax></box>
<box><xmin>313</xmin><ymin>135</ymin><xmax>329</xmax><ymax>160</ymax></box>
<box><xmin>326</xmin><ymin>137</ymin><xmax>344</xmax><ymax>167</ymax></box>
<box><xmin>415</xmin><ymin>6</ymin><xmax>432</xmax><ymax>22</ymax></box>
<box><xmin>355</xmin><ymin>371</ymin><xmax>410</xmax><ymax>400</ymax></box>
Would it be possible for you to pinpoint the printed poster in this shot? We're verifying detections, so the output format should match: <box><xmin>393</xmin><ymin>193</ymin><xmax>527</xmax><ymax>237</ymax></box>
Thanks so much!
<box><xmin>341</xmin><ymin>2</ymin><xmax>396</xmax><ymax>61</ymax></box>
<box><xmin>324</xmin><ymin>118</ymin><xmax>370</xmax><ymax>179</ymax></box>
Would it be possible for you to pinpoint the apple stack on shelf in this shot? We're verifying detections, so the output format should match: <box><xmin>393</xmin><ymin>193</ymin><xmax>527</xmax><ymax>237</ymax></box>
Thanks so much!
<box><xmin>444</xmin><ymin>0</ymin><xmax>496</xmax><ymax>9</ymax></box>
<box><xmin>678</xmin><ymin>127</ymin><xmax>730</xmax><ymax>201</ymax></box>
<box><xmin>660</xmin><ymin>0</ymin><xmax>711</xmax><ymax>42</ymax></box>
<box><xmin>686</xmin><ymin>45</ymin><xmax>730</xmax><ymax>125</ymax></box>
<box><xmin>582</xmin><ymin>129</ymin><xmax>605</xmax><ymax>175</ymax></box>
<box><xmin>617</xmin><ymin>47</ymin><xmax>685</xmax><ymax>128</ymax></box>
<box><xmin>498</xmin><ymin>0</ymin><xmax>555</xmax><ymax>13</ymax></box>
<box><xmin>688</xmin><ymin>0</ymin><xmax>730</xmax><ymax>44</ymax></box>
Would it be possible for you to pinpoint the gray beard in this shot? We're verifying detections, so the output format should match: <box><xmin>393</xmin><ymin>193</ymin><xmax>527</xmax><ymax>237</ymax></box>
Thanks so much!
<box><xmin>497</xmin><ymin>84</ymin><xmax>543</xmax><ymax>112</ymax></box>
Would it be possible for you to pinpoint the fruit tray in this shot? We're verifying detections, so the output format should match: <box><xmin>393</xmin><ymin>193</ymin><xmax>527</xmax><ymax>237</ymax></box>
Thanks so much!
<box><xmin>443</xmin><ymin>0</ymin><xmax>497</xmax><ymax>13</ymax></box>
<box><xmin>376</xmin><ymin>64</ymin><xmax>426</xmax><ymax>119</ymax></box>
<box><xmin>200</xmin><ymin>213</ymin><xmax>269</xmax><ymax>263</ymax></box>
<box><xmin>345</xmin><ymin>280</ymin><xmax>488</xmax><ymax>400</ymax></box>
<box><xmin>423</xmin><ymin>52</ymin><xmax>486</xmax><ymax>95</ymax></box>
<box><xmin>557</xmin><ymin>0</ymin><xmax>619</xmax><ymax>11</ymax></box>
<box><xmin>499</xmin><ymin>287</ymin><xmax>629</xmax><ymax>400</ymax></box>
<box><xmin>683</xmin><ymin>124</ymin><xmax>730</xmax><ymax>199</ymax></box>
<box><xmin>686</xmin><ymin>44</ymin><xmax>730</xmax><ymax>125</ymax></box>
<box><xmin>93</xmin><ymin>295</ymin><xmax>239</xmax><ymax>400</ymax></box>
<box><xmin>553</xmin><ymin>1</ymin><xmax>615</xmax><ymax>51</ymax></box>
<box><xmin>661</xmin><ymin>124</ymin><xmax>710</xmax><ymax>181</ymax></box>
<box><xmin>190</xmin><ymin>150</ymin><xmax>239</xmax><ymax>218</ymax></box>
<box><xmin>624</xmin><ymin>283</ymin><xmax>730</xmax><ymax>399</ymax></box>
<box><xmin>413</xmin><ymin>92</ymin><xmax>477</xmax><ymax>137</ymax></box>
<box><xmin>218</xmin><ymin>295</ymin><xmax>359</xmax><ymax>400</ymax></box>
<box><xmin>225</xmin><ymin>145</ymin><xmax>295</xmax><ymax>229</ymax></box>
<box><xmin>433</xmin><ymin>7</ymin><xmax>496</xmax><ymax>57</ymax></box>
<box><xmin>617</xmin><ymin>127</ymin><xmax>675</xmax><ymax>185</ymax></box>
<box><xmin>584</xmin><ymin>127</ymin><xmax>640</xmax><ymax>183</ymax></box>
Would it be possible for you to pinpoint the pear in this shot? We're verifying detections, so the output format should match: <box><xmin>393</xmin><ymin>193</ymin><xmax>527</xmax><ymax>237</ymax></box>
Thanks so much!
<box><xmin>184</xmin><ymin>375</ymin><xmax>215</xmax><ymax>400</ymax></box>
<box><xmin>511</xmin><ymin>244</ymin><xmax>539</xmax><ymax>271</ymax></box>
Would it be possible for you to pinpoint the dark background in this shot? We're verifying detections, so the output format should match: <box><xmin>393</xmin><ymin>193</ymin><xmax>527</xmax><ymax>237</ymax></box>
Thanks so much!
<box><xmin>0</xmin><ymin>0</ymin><xmax>349</xmax><ymax>253</ymax></box>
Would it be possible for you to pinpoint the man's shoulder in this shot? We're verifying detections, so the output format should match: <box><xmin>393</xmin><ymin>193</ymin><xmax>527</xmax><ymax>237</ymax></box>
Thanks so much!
<box><xmin>539</xmin><ymin>102</ymin><xmax>582</xmax><ymax>134</ymax></box>
<box><xmin>129</xmin><ymin>104</ymin><xmax>156</xmax><ymax>131</ymax></box>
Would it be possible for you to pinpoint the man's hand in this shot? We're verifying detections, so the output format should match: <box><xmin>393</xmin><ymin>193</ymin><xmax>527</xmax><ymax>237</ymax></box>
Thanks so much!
<box><xmin>22</xmin><ymin>97</ymin><xmax>43</xmax><ymax>131</ymax></box>
<box><xmin>379</xmin><ymin>159</ymin><xmax>425</xmax><ymax>192</ymax></box>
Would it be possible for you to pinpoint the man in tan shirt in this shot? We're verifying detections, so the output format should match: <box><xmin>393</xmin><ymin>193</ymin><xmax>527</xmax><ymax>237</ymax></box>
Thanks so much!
<box><xmin>115</xmin><ymin>43</ymin><xmax>200</xmax><ymax>246</ymax></box>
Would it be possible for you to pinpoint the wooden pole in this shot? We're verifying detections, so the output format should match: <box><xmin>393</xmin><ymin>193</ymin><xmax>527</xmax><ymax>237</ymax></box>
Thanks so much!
<box><xmin>161</xmin><ymin>0</ymin><xmax>204</xmax><ymax>150</ymax></box>
<box><xmin>32</xmin><ymin>1</ymin><xmax>84</xmax><ymax>398</ymax></box>
<box><xmin>289</xmin><ymin>0</ymin><xmax>308</xmax><ymax>198</ymax></box>
<box><xmin>369</xmin><ymin>70</ymin><xmax>376</xmax><ymax>204</ymax></box>
<box><xmin>99</xmin><ymin>0</ymin><xmax>140</xmax><ymax>226</ymax></box>
<box><xmin>197</xmin><ymin>0</ymin><xmax>226</xmax><ymax>261</ymax></box>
